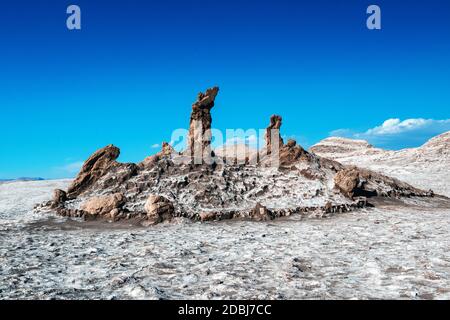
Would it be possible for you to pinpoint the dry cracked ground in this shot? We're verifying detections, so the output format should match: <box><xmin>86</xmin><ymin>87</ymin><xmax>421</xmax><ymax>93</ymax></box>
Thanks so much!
<box><xmin>1</xmin><ymin>179</ymin><xmax>449</xmax><ymax>300</ymax></box>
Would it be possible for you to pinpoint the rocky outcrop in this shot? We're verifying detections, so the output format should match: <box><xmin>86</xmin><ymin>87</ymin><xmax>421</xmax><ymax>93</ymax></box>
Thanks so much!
<box><xmin>160</xmin><ymin>142</ymin><xmax>175</xmax><ymax>157</ymax></box>
<box><xmin>80</xmin><ymin>193</ymin><xmax>125</xmax><ymax>216</ymax></box>
<box><xmin>334</xmin><ymin>167</ymin><xmax>374</xmax><ymax>199</ymax></box>
<box><xmin>311</xmin><ymin>132</ymin><xmax>450</xmax><ymax>197</ymax></box>
<box><xmin>141</xmin><ymin>142</ymin><xmax>177</xmax><ymax>168</ymax></box>
<box><xmin>334</xmin><ymin>166</ymin><xmax>431</xmax><ymax>199</ymax></box>
<box><xmin>37</xmin><ymin>87</ymin><xmax>436</xmax><ymax>226</ymax></box>
<box><xmin>144</xmin><ymin>194</ymin><xmax>175</xmax><ymax>223</ymax></box>
<box><xmin>187</xmin><ymin>87</ymin><xmax>219</xmax><ymax>161</ymax></box>
<box><xmin>279</xmin><ymin>139</ymin><xmax>312</xmax><ymax>166</ymax></box>
<box><xmin>51</xmin><ymin>189</ymin><xmax>67</xmax><ymax>208</ymax></box>
<box><xmin>265</xmin><ymin>115</ymin><xmax>284</xmax><ymax>155</ymax></box>
<box><xmin>67</xmin><ymin>145</ymin><xmax>120</xmax><ymax>198</ymax></box>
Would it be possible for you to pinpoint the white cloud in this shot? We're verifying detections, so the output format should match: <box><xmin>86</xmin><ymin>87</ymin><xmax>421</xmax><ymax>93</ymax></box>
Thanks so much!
<box><xmin>52</xmin><ymin>161</ymin><xmax>84</xmax><ymax>177</ymax></box>
<box><xmin>330</xmin><ymin>118</ymin><xmax>450</xmax><ymax>149</ymax></box>
<box><xmin>151</xmin><ymin>143</ymin><xmax>160</xmax><ymax>149</ymax></box>
<box><xmin>362</xmin><ymin>118</ymin><xmax>448</xmax><ymax>136</ymax></box>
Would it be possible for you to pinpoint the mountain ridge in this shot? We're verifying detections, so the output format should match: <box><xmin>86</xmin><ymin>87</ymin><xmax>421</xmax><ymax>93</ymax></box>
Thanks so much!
<box><xmin>310</xmin><ymin>131</ymin><xmax>450</xmax><ymax>197</ymax></box>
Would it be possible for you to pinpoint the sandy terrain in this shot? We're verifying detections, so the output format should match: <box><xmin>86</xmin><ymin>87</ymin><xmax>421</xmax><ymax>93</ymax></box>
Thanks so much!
<box><xmin>1</xmin><ymin>179</ymin><xmax>449</xmax><ymax>300</ymax></box>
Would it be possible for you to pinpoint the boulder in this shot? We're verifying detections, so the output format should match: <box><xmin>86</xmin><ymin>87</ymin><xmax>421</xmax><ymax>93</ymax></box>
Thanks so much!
<box><xmin>334</xmin><ymin>168</ymin><xmax>364</xmax><ymax>199</ymax></box>
<box><xmin>334</xmin><ymin>168</ymin><xmax>359</xmax><ymax>198</ymax></box>
<box><xmin>67</xmin><ymin>145</ymin><xmax>120</xmax><ymax>198</ymax></box>
<box><xmin>144</xmin><ymin>194</ymin><xmax>175</xmax><ymax>222</ymax></box>
<box><xmin>80</xmin><ymin>193</ymin><xmax>125</xmax><ymax>216</ymax></box>
<box><xmin>51</xmin><ymin>189</ymin><xmax>67</xmax><ymax>208</ymax></box>
<box><xmin>249</xmin><ymin>203</ymin><xmax>274</xmax><ymax>221</ymax></box>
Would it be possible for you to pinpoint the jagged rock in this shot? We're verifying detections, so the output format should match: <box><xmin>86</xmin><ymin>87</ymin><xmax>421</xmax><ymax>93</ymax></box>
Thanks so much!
<box><xmin>141</xmin><ymin>155</ymin><xmax>159</xmax><ymax>168</ymax></box>
<box><xmin>334</xmin><ymin>167</ymin><xmax>381</xmax><ymax>199</ymax></box>
<box><xmin>334</xmin><ymin>168</ymin><xmax>362</xmax><ymax>199</ymax></box>
<box><xmin>279</xmin><ymin>139</ymin><xmax>311</xmax><ymax>166</ymax></box>
<box><xmin>36</xmin><ymin>87</ymin><xmax>436</xmax><ymax>226</ymax></box>
<box><xmin>250</xmin><ymin>203</ymin><xmax>274</xmax><ymax>221</ymax></box>
<box><xmin>265</xmin><ymin>115</ymin><xmax>284</xmax><ymax>155</ymax></box>
<box><xmin>261</xmin><ymin>118</ymin><xmax>311</xmax><ymax>167</ymax></box>
<box><xmin>51</xmin><ymin>189</ymin><xmax>67</xmax><ymax>208</ymax></box>
<box><xmin>144</xmin><ymin>194</ymin><xmax>175</xmax><ymax>223</ymax></box>
<box><xmin>67</xmin><ymin>145</ymin><xmax>121</xmax><ymax>198</ymax></box>
<box><xmin>186</xmin><ymin>87</ymin><xmax>219</xmax><ymax>161</ymax></box>
<box><xmin>80</xmin><ymin>193</ymin><xmax>125</xmax><ymax>216</ymax></box>
<box><xmin>160</xmin><ymin>142</ymin><xmax>175</xmax><ymax>157</ymax></box>
<box><xmin>286</xmin><ymin>139</ymin><xmax>297</xmax><ymax>148</ymax></box>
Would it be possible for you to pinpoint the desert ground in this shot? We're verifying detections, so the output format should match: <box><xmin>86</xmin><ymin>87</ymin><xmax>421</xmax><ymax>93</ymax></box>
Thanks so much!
<box><xmin>1</xmin><ymin>178</ymin><xmax>449</xmax><ymax>300</ymax></box>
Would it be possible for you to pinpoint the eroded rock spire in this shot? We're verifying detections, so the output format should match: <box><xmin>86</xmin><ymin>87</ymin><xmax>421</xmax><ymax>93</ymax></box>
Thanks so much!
<box><xmin>187</xmin><ymin>87</ymin><xmax>219</xmax><ymax>162</ymax></box>
<box><xmin>265</xmin><ymin>115</ymin><xmax>284</xmax><ymax>155</ymax></box>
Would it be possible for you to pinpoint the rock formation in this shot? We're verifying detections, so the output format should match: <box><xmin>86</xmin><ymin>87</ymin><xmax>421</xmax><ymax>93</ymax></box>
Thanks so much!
<box><xmin>265</xmin><ymin>115</ymin><xmax>284</xmax><ymax>155</ymax></box>
<box><xmin>36</xmin><ymin>86</ymin><xmax>437</xmax><ymax>226</ymax></box>
<box><xmin>80</xmin><ymin>193</ymin><xmax>125</xmax><ymax>216</ymax></box>
<box><xmin>67</xmin><ymin>145</ymin><xmax>120</xmax><ymax>198</ymax></box>
<box><xmin>144</xmin><ymin>194</ymin><xmax>175</xmax><ymax>223</ymax></box>
<box><xmin>187</xmin><ymin>87</ymin><xmax>219</xmax><ymax>162</ymax></box>
<box><xmin>311</xmin><ymin>132</ymin><xmax>450</xmax><ymax>197</ymax></box>
<box><xmin>51</xmin><ymin>189</ymin><xmax>67</xmax><ymax>208</ymax></box>
<box><xmin>279</xmin><ymin>139</ymin><xmax>311</xmax><ymax>167</ymax></box>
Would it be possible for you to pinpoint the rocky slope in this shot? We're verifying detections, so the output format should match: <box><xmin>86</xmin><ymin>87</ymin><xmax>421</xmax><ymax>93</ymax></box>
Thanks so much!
<box><xmin>311</xmin><ymin>132</ymin><xmax>450</xmax><ymax>197</ymax></box>
<box><xmin>36</xmin><ymin>87</ymin><xmax>434</xmax><ymax>225</ymax></box>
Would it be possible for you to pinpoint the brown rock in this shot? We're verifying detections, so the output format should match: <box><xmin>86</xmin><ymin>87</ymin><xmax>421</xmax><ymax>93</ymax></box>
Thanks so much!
<box><xmin>334</xmin><ymin>168</ymin><xmax>363</xmax><ymax>199</ymax></box>
<box><xmin>144</xmin><ymin>194</ymin><xmax>175</xmax><ymax>222</ymax></box>
<box><xmin>186</xmin><ymin>87</ymin><xmax>219</xmax><ymax>162</ymax></box>
<box><xmin>249</xmin><ymin>203</ymin><xmax>274</xmax><ymax>221</ymax></box>
<box><xmin>109</xmin><ymin>208</ymin><xmax>120</xmax><ymax>219</ymax></box>
<box><xmin>80</xmin><ymin>193</ymin><xmax>125</xmax><ymax>216</ymax></box>
<box><xmin>265</xmin><ymin>115</ymin><xmax>284</xmax><ymax>155</ymax></box>
<box><xmin>199</xmin><ymin>211</ymin><xmax>217</xmax><ymax>222</ymax></box>
<box><xmin>279</xmin><ymin>139</ymin><xmax>311</xmax><ymax>166</ymax></box>
<box><xmin>286</xmin><ymin>139</ymin><xmax>297</xmax><ymax>148</ymax></box>
<box><xmin>160</xmin><ymin>142</ymin><xmax>175</xmax><ymax>157</ymax></box>
<box><xmin>51</xmin><ymin>189</ymin><xmax>67</xmax><ymax>208</ymax></box>
<box><xmin>141</xmin><ymin>154</ymin><xmax>160</xmax><ymax>168</ymax></box>
<box><xmin>67</xmin><ymin>145</ymin><xmax>120</xmax><ymax>198</ymax></box>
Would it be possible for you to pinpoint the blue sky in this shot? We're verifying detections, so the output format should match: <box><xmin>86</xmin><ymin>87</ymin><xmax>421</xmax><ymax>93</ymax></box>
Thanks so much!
<box><xmin>0</xmin><ymin>0</ymin><xmax>449</xmax><ymax>179</ymax></box>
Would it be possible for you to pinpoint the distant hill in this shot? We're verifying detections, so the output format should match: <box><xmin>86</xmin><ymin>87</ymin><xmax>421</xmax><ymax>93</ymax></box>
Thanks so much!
<box><xmin>0</xmin><ymin>177</ymin><xmax>45</xmax><ymax>182</ymax></box>
<box><xmin>310</xmin><ymin>131</ymin><xmax>450</xmax><ymax>197</ymax></box>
